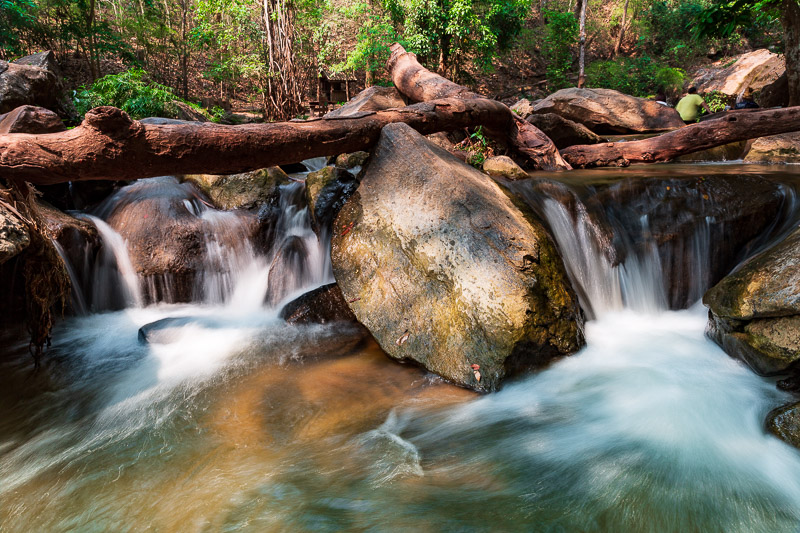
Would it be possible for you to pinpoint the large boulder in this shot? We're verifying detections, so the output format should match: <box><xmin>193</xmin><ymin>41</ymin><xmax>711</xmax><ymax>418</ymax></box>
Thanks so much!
<box><xmin>759</xmin><ymin>72</ymin><xmax>788</xmax><ymax>108</ymax></box>
<box><xmin>183</xmin><ymin>167</ymin><xmax>290</xmax><ymax>210</ymax></box>
<box><xmin>0</xmin><ymin>202</ymin><xmax>30</xmax><ymax>265</ymax></box>
<box><xmin>526</xmin><ymin>113</ymin><xmax>603</xmax><ymax>149</ymax></box>
<box><xmin>0</xmin><ymin>105</ymin><xmax>64</xmax><ymax>134</ymax></box>
<box><xmin>331</xmin><ymin>123</ymin><xmax>585</xmax><ymax>392</ymax></box>
<box><xmin>531</xmin><ymin>88</ymin><xmax>684</xmax><ymax>134</ymax></box>
<box><xmin>704</xmin><ymin>226</ymin><xmax>800</xmax><ymax>375</ymax></box>
<box><xmin>0</xmin><ymin>51</ymin><xmax>68</xmax><ymax>115</ymax></box>
<box><xmin>692</xmin><ymin>49</ymin><xmax>785</xmax><ymax>99</ymax></box>
<box><xmin>743</xmin><ymin>132</ymin><xmax>800</xmax><ymax>163</ymax></box>
<box><xmin>324</xmin><ymin>86</ymin><xmax>406</xmax><ymax>118</ymax></box>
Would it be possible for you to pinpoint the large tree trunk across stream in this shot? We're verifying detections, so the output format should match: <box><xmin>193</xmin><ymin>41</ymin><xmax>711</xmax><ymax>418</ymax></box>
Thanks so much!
<box><xmin>562</xmin><ymin>107</ymin><xmax>800</xmax><ymax>168</ymax></box>
<box><xmin>0</xmin><ymin>98</ymin><xmax>522</xmax><ymax>186</ymax></box>
<box><xmin>387</xmin><ymin>43</ymin><xmax>571</xmax><ymax>171</ymax></box>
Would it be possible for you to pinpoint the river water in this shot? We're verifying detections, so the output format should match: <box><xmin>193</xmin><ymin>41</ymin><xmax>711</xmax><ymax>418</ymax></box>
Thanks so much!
<box><xmin>2</xmin><ymin>163</ymin><xmax>800</xmax><ymax>531</ymax></box>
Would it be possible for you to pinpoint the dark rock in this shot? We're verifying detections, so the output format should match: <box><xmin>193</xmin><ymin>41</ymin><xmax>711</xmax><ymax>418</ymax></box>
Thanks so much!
<box><xmin>0</xmin><ymin>105</ymin><xmax>64</xmax><ymax>134</ymax></box>
<box><xmin>766</xmin><ymin>402</ymin><xmax>800</xmax><ymax>449</ymax></box>
<box><xmin>305</xmin><ymin>166</ymin><xmax>359</xmax><ymax>230</ymax></box>
<box><xmin>526</xmin><ymin>113</ymin><xmax>603</xmax><ymax>149</ymax></box>
<box><xmin>0</xmin><ymin>60</ymin><xmax>62</xmax><ymax>114</ymax></box>
<box><xmin>759</xmin><ymin>72</ymin><xmax>789</xmax><ymax>108</ymax></box>
<box><xmin>279</xmin><ymin>283</ymin><xmax>360</xmax><ymax>325</ymax></box>
<box><xmin>331</xmin><ymin>122</ymin><xmax>584</xmax><ymax>392</ymax></box>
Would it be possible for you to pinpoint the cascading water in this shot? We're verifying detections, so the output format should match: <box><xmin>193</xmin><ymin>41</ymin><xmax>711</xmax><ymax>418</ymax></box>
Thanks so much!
<box><xmin>3</xmin><ymin>163</ymin><xmax>800</xmax><ymax>532</ymax></box>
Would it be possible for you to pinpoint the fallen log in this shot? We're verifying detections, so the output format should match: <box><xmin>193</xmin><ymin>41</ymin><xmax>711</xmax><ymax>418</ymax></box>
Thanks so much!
<box><xmin>387</xmin><ymin>43</ymin><xmax>571</xmax><ymax>171</ymax></box>
<box><xmin>0</xmin><ymin>98</ymin><xmax>524</xmax><ymax>186</ymax></box>
<box><xmin>562</xmin><ymin>107</ymin><xmax>800</xmax><ymax>168</ymax></box>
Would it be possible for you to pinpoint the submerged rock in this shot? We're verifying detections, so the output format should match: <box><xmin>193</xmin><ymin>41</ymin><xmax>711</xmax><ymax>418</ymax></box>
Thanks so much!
<box><xmin>305</xmin><ymin>166</ymin><xmax>359</xmax><ymax>229</ymax></box>
<box><xmin>183</xmin><ymin>167</ymin><xmax>290</xmax><ymax>210</ymax></box>
<box><xmin>526</xmin><ymin>113</ymin><xmax>602</xmax><ymax>149</ymax></box>
<box><xmin>744</xmin><ymin>133</ymin><xmax>800</xmax><ymax>163</ymax></box>
<box><xmin>705</xmin><ymin>226</ymin><xmax>800</xmax><ymax>375</ymax></box>
<box><xmin>331</xmin><ymin>123</ymin><xmax>585</xmax><ymax>392</ymax></box>
<box><xmin>279</xmin><ymin>283</ymin><xmax>361</xmax><ymax>325</ymax></box>
<box><xmin>532</xmin><ymin>87</ymin><xmax>684</xmax><ymax>134</ymax></box>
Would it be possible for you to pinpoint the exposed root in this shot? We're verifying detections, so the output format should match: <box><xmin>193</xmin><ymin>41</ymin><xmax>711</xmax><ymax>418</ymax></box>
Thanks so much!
<box><xmin>1</xmin><ymin>181</ymin><xmax>70</xmax><ymax>368</ymax></box>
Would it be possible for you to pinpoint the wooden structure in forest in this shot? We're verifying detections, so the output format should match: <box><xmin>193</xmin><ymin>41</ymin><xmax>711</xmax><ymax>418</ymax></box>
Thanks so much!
<box><xmin>317</xmin><ymin>70</ymin><xmax>358</xmax><ymax>105</ymax></box>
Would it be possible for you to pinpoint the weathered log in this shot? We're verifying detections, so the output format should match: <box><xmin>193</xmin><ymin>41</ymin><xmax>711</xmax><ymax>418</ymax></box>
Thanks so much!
<box><xmin>387</xmin><ymin>43</ymin><xmax>571</xmax><ymax>171</ymax></box>
<box><xmin>0</xmin><ymin>98</ymin><xmax>523</xmax><ymax>186</ymax></box>
<box><xmin>562</xmin><ymin>107</ymin><xmax>800</xmax><ymax>168</ymax></box>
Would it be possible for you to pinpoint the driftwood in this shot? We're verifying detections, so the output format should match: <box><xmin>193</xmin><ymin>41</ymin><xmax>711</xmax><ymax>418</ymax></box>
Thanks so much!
<box><xmin>387</xmin><ymin>43</ymin><xmax>571</xmax><ymax>171</ymax></box>
<box><xmin>562</xmin><ymin>107</ymin><xmax>800</xmax><ymax>168</ymax></box>
<box><xmin>0</xmin><ymin>98</ymin><xmax>525</xmax><ymax>186</ymax></box>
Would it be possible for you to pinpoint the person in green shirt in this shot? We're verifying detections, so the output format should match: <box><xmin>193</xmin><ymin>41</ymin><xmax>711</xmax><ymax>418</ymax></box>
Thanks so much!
<box><xmin>675</xmin><ymin>87</ymin><xmax>711</xmax><ymax>123</ymax></box>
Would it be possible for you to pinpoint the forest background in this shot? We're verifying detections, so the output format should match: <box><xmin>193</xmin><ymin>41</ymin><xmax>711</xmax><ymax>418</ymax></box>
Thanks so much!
<box><xmin>0</xmin><ymin>0</ymin><xmax>788</xmax><ymax>122</ymax></box>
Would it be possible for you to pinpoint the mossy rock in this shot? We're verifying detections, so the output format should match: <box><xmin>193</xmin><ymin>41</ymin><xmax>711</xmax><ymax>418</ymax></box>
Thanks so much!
<box><xmin>183</xmin><ymin>167</ymin><xmax>290</xmax><ymax>210</ymax></box>
<box><xmin>766</xmin><ymin>402</ymin><xmax>800</xmax><ymax>449</ymax></box>
<box><xmin>331</xmin><ymin>123</ymin><xmax>584</xmax><ymax>392</ymax></box>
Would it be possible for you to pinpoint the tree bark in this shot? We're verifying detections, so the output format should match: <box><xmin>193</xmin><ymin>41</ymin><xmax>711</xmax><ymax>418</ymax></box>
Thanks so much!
<box><xmin>0</xmin><ymin>99</ymin><xmax>532</xmax><ymax>186</ymax></box>
<box><xmin>577</xmin><ymin>0</ymin><xmax>587</xmax><ymax>87</ymax></box>
<box><xmin>387</xmin><ymin>43</ymin><xmax>571</xmax><ymax>171</ymax></box>
<box><xmin>562</xmin><ymin>107</ymin><xmax>800</xmax><ymax>167</ymax></box>
<box><xmin>782</xmin><ymin>0</ymin><xmax>800</xmax><ymax>107</ymax></box>
<box><xmin>614</xmin><ymin>0</ymin><xmax>629</xmax><ymax>57</ymax></box>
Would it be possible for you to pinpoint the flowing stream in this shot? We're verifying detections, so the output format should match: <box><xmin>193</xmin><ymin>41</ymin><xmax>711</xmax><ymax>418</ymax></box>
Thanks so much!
<box><xmin>2</xmin><ymin>163</ymin><xmax>800</xmax><ymax>531</ymax></box>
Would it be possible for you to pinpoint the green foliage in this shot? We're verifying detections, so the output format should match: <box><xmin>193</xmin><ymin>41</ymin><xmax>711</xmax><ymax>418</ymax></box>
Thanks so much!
<box><xmin>334</xmin><ymin>3</ymin><xmax>399</xmax><ymax>80</ymax></box>
<box><xmin>0</xmin><ymin>0</ymin><xmax>37</xmax><ymax>59</ymax></box>
<box><xmin>73</xmin><ymin>68</ymin><xmax>202</xmax><ymax>120</ymax></box>
<box><xmin>693</xmin><ymin>0</ymin><xmax>780</xmax><ymax>39</ymax></box>
<box><xmin>704</xmin><ymin>89</ymin><xmax>731</xmax><ymax>112</ymax></box>
<box><xmin>586</xmin><ymin>56</ymin><xmax>685</xmax><ymax>97</ymax></box>
<box><xmin>455</xmin><ymin>126</ymin><xmax>496</xmax><ymax>168</ymax></box>
<box><xmin>385</xmin><ymin>0</ymin><xmax>529</xmax><ymax>77</ymax></box>
<box><xmin>645</xmin><ymin>0</ymin><xmax>709</xmax><ymax>61</ymax></box>
<box><xmin>542</xmin><ymin>10</ymin><xmax>578</xmax><ymax>92</ymax></box>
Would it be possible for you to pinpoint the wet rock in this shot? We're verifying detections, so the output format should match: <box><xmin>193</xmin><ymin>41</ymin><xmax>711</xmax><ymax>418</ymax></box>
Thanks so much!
<box><xmin>305</xmin><ymin>166</ymin><xmax>358</xmax><ymax>229</ymax></box>
<box><xmin>335</xmin><ymin>151</ymin><xmax>369</xmax><ymax>170</ymax></box>
<box><xmin>0</xmin><ymin>202</ymin><xmax>30</xmax><ymax>265</ymax></box>
<box><xmin>95</xmin><ymin>177</ymin><xmax>211</xmax><ymax>302</ymax></box>
<box><xmin>766</xmin><ymin>402</ymin><xmax>800</xmax><ymax>449</ymax></box>
<box><xmin>266</xmin><ymin>235</ymin><xmax>309</xmax><ymax>306</ymax></box>
<box><xmin>279</xmin><ymin>283</ymin><xmax>361</xmax><ymax>325</ymax></box>
<box><xmin>532</xmin><ymin>87</ymin><xmax>684</xmax><ymax>134</ymax></box>
<box><xmin>324</xmin><ymin>86</ymin><xmax>406</xmax><ymax>118</ymax></box>
<box><xmin>704</xmin><ymin>226</ymin><xmax>800</xmax><ymax>375</ymax></box>
<box><xmin>0</xmin><ymin>59</ymin><xmax>62</xmax><ymax>114</ymax></box>
<box><xmin>692</xmin><ymin>49</ymin><xmax>785</xmax><ymax>99</ymax></box>
<box><xmin>526</xmin><ymin>113</ymin><xmax>602</xmax><ymax>149</ymax></box>
<box><xmin>183</xmin><ymin>167</ymin><xmax>290</xmax><ymax>210</ymax></box>
<box><xmin>331</xmin><ymin>122</ymin><xmax>585</xmax><ymax>392</ymax></box>
<box><xmin>482</xmin><ymin>155</ymin><xmax>528</xmax><ymax>180</ymax></box>
<box><xmin>0</xmin><ymin>105</ymin><xmax>64</xmax><ymax>134</ymax></box>
<box><xmin>510</xmin><ymin>98</ymin><xmax>535</xmax><ymax>119</ymax></box>
<box><xmin>743</xmin><ymin>133</ymin><xmax>800</xmax><ymax>163</ymax></box>
<box><xmin>37</xmin><ymin>200</ymin><xmax>98</xmax><ymax>252</ymax></box>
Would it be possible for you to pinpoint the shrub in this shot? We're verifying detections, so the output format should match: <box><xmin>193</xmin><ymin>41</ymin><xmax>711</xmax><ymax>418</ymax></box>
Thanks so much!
<box><xmin>73</xmin><ymin>69</ymin><xmax>208</xmax><ymax>120</ymax></box>
<box><xmin>542</xmin><ymin>10</ymin><xmax>578</xmax><ymax>92</ymax></box>
<box><xmin>585</xmin><ymin>57</ymin><xmax>685</xmax><ymax>98</ymax></box>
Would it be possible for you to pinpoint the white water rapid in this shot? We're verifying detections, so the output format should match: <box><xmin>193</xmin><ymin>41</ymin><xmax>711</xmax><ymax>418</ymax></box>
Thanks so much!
<box><xmin>1</xmin><ymin>164</ymin><xmax>800</xmax><ymax>531</ymax></box>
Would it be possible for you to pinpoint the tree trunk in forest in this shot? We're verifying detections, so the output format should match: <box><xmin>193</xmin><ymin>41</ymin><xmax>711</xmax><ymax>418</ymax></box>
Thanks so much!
<box><xmin>387</xmin><ymin>43</ymin><xmax>571</xmax><ymax>171</ymax></box>
<box><xmin>87</xmin><ymin>0</ymin><xmax>100</xmax><ymax>81</ymax></box>
<box><xmin>0</xmin><ymin>99</ymin><xmax>537</xmax><ymax>185</ymax></box>
<box><xmin>562</xmin><ymin>107</ymin><xmax>800</xmax><ymax>167</ymax></box>
<box><xmin>577</xmin><ymin>0</ymin><xmax>587</xmax><ymax>88</ymax></box>
<box><xmin>782</xmin><ymin>0</ymin><xmax>800</xmax><ymax>107</ymax></box>
<box><xmin>614</xmin><ymin>0</ymin><xmax>630</xmax><ymax>57</ymax></box>
<box><xmin>262</xmin><ymin>0</ymin><xmax>304</xmax><ymax>120</ymax></box>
